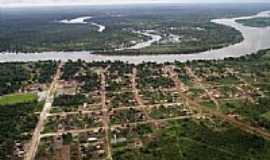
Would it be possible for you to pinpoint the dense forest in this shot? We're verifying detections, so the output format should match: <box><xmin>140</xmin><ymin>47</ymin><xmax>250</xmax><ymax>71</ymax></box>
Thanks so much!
<box><xmin>1</xmin><ymin>4</ymin><xmax>270</xmax><ymax>54</ymax></box>
<box><xmin>53</xmin><ymin>94</ymin><xmax>88</xmax><ymax>107</ymax></box>
<box><xmin>236</xmin><ymin>17</ymin><xmax>270</xmax><ymax>27</ymax></box>
<box><xmin>0</xmin><ymin>63</ymin><xmax>31</xmax><ymax>95</ymax></box>
<box><xmin>0</xmin><ymin>61</ymin><xmax>58</xmax><ymax>96</ymax></box>
<box><xmin>0</xmin><ymin>100</ymin><xmax>42</xmax><ymax>159</ymax></box>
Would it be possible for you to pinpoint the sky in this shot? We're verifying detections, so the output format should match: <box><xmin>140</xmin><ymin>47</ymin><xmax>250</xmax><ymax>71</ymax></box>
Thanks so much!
<box><xmin>1</xmin><ymin>0</ymin><xmax>269</xmax><ymax>7</ymax></box>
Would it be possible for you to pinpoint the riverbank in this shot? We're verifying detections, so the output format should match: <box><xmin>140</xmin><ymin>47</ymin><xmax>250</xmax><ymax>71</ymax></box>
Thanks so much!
<box><xmin>1</xmin><ymin>10</ymin><xmax>270</xmax><ymax>64</ymax></box>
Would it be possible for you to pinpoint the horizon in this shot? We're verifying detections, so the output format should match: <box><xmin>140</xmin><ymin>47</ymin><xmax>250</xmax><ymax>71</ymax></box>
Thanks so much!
<box><xmin>1</xmin><ymin>0</ymin><xmax>270</xmax><ymax>8</ymax></box>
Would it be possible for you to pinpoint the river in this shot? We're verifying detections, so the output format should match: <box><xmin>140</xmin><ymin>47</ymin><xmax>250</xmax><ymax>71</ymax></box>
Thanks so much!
<box><xmin>58</xmin><ymin>16</ymin><xmax>106</xmax><ymax>32</ymax></box>
<box><xmin>116</xmin><ymin>30</ymin><xmax>162</xmax><ymax>50</ymax></box>
<box><xmin>1</xmin><ymin>11</ymin><xmax>270</xmax><ymax>64</ymax></box>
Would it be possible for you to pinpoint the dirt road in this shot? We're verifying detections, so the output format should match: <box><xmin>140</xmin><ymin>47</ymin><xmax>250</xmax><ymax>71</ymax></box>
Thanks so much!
<box><xmin>100</xmin><ymin>70</ymin><xmax>113</xmax><ymax>160</ymax></box>
<box><xmin>185</xmin><ymin>66</ymin><xmax>221</xmax><ymax>111</ymax></box>
<box><xmin>167</xmin><ymin>66</ymin><xmax>270</xmax><ymax>141</ymax></box>
<box><xmin>25</xmin><ymin>62</ymin><xmax>63</xmax><ymax>160</ymax></box>
<box><xmin>131</xmin><ymin>68</ymin><xmax>159</xmax><ymax>127</ymax></box>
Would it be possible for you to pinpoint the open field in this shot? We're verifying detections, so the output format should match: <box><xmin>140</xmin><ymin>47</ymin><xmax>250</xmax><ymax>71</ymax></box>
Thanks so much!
<box><xmin>0</xmin><ymin>93</ymin><xmax>37</xmax><ymax>106</ymax></box>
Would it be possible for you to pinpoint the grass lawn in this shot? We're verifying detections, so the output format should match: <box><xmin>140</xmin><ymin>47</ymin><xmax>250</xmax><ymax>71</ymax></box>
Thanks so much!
<box><xmin>0</xmin><ymin>93</ymin><xmax>38</xmax><ymax>106</ymax></box>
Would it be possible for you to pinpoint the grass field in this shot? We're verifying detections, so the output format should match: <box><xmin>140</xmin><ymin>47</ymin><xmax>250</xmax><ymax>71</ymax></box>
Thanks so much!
<box><xmin>0</xmin><ymin>93</ymin><xmax>38</xmax><ymax>106</ymax></box>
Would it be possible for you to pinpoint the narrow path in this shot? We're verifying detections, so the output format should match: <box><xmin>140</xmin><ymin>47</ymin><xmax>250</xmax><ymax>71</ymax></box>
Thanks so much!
<box><xmin>185</xmin><ymin>66</ymin><xmax>221</xmax><ymax>112</ymax></box>
<box><xmin>40</xmin><ymin>127</ymin><xmax>103</xmax><ymax>138</ymax></box>
<box><xmin>25</xmin><ymin>62</ymin><xmax>63</xmax><ymax>160</ymax></box>
<box><xmin>100</xmin><ymin>69</ymin><xmax>113</xmax><ymax>160</ymax></box>
<box><xmin>47</xmin><ymin>102</ymin><xmax>185</xmax><ymax>120</ymax></box>
<box><xmin>112</xmin><ymin>102</ymin><xmax>184</xmax><ymax>111</ymax></box>
<box><xmin>111</xmin><ymin>115</ymin><xmax>195</xmax><ymax>129</ymax></box>
<box><xmin>165</xmin><ymin>66</ymin><xmax>202</xmax><ymax>114</ymax></box>
<box><xmin>226</xmin><ymin>68</ymin><xmax>265</xmax><ymax>99</ymax></box>
<box><xmin>131</xmin><ymin>68</ymin><xmax>159</xmax><ymax>127</ymax></box>
<box><xmin>40</xmin><ymin>115</ymin><xmax>196</xmax><ymax>138</ymax></box>
<box><xmin>167</xmin><ymin>66</ymin><xmax>270</xmax><ymax>141</ymax></box>
<box><xmin>47</xmin><ymin>110</ymin><xmax>97</xmax><ymax>117</ymax></box>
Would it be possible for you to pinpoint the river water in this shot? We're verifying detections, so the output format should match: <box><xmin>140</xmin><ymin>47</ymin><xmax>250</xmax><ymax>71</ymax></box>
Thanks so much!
<box><xmin>1</xmin><ymin>11</ymin><xmax>270</xmax><ymax>64</ymax></box>
<box><xmin>116</xmin><ymin>30</ymin><xmax>162</xmax><ymax>50</ymax></box>
<box><xmin>58</xmin><ymin>16</ymin><xmax>93</xmax><ymax>24</ymax></box>
<box><xmin>58</xmin><ymin>16</ymin><xmax>106</xmax><ymax>32</ymax></box>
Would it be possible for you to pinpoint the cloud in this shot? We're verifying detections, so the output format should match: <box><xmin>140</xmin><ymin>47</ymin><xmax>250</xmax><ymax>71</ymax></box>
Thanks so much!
<box><xmin>1</xmin><ymin>0</ymin><xmax>166</xmax><ymax>6</ymax></box>
<box><xmin>1</xmin><ymin>0</ymin><xmax>269</xmax><ymax>7</ymax></box>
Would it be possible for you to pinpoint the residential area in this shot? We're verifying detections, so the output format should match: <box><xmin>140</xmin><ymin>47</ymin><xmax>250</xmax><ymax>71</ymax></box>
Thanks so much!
<box><xmin>1</xmin><ymin>50</ymin><xmax>270</xmax><ymax>160</ymax></box>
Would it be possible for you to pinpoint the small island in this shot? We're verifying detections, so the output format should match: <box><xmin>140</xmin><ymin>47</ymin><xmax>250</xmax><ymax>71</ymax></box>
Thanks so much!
<box><xmin>236</xmin><ymin>17</ymin><xmax>270</xmax><ymax>27</ymax></box>
<box><xmin>0</xmin><ymin>5</ymin><xmax>244</xmax><ymax>54</ymax></box>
